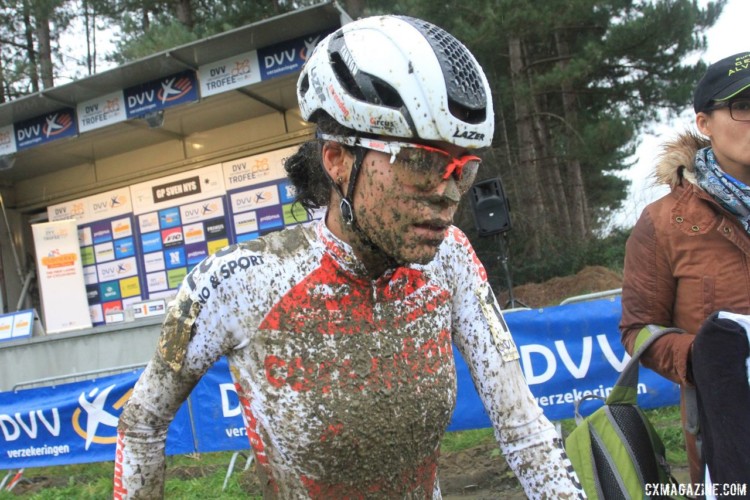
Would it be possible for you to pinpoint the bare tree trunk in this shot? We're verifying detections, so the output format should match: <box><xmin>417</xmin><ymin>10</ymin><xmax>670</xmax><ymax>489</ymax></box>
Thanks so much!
<box><xmin>141</xmin><ymin>4</ymin><xmax>150</xmax><ymax>32</ymax></box>
<box><xmin>83</xmin><ymin>0</ymin><xmax>92</xmax><ymax>75</ymax></box>
<box><xmin>555</xmin><ymin>29</ymin><xmax>588</xmax><ymax>238</ymax></box>
<box><xmin>530</xmin><ymin>90</ymin><xmax>572</xmax><ymax>239</ymax></box>
<box><xmin>173</xmin><ymin>0</ymin><xmax>193</xmax><ymax>30</ymax></box>
<box><xmin>0</xmin><ymin>54</ymin><xmax>5</xmax><ymax>104</ymax></box>
<box><xmin>22</xmin><ymin>0</ymin><xmax>39</xmax><ymax>93</ymax></box>
<box><xmin>344</xmin><ymin>0</ymin><xmax>365</xmax><ymax>18</ymax></box>
<box><xmin>36</xmin><ymin>12</ymin><xmax>54</xmax><ymax>89</ymax></box>
<box><xmin>508</xmin><ymin>36</ymin><xmax>545</xmax><ymax>259</ymax></box>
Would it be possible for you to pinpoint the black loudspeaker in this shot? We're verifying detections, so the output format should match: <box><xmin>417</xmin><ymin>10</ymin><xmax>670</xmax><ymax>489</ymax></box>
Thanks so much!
<box><xmin>469</xmin><ymin>177</ymin><xmax>511</xmax><ymax>237</ymax></box>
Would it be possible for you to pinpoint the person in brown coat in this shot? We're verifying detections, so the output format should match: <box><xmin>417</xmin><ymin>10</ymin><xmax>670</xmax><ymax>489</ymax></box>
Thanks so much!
<box><xmin>620</xmin><ymin>51</ymin><xmax>750</xmax><ymax>483</ymax></box>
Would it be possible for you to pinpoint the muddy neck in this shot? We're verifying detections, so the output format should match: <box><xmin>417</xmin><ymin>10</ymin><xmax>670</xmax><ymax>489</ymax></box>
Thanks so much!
<box><xmin>324</xmin><ymin>207</ymin><xmax>397</xmax><ymax>279</ymax></box>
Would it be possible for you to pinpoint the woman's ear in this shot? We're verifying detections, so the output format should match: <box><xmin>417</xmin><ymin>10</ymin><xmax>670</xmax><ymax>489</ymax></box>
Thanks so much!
<box><xmin>321</xmin><ymin>141</ymin><xmax>350</xmax><ymax>189</ymax></box>
<box><xmin>695</xmin><ymin>112</ymin><xmax>712</xmax><ymax>138</ymax></box>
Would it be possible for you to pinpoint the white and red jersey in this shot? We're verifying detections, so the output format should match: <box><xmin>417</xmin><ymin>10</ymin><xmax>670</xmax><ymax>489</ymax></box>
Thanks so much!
<box><xmin>114</xmin><ymin>220</ymin><xmax>583</xmax><ymax>499</ymax></box>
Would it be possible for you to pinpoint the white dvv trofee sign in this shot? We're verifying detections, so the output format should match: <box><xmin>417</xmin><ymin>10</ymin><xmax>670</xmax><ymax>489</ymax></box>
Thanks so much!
<box><xmin>32</xmin><ymin>219</ymin><xmax>92</xmax><ymax>333</ymax></box>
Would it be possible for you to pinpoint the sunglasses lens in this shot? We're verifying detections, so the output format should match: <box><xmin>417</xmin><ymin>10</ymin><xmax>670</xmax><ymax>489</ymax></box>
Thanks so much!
<box><xmin>398</xmin><ymin>147</ymin><xmax>480</xmax><ymax>191</ymax></box>
<box><xmin>398</xmin><ymin>148</ymin><xmax>446</xmax><ymax>173</ymax></box>
<box><xmin>456</xmin><ymin>160</ymin><xmax>479</xmax><ymax>192</ymax></box>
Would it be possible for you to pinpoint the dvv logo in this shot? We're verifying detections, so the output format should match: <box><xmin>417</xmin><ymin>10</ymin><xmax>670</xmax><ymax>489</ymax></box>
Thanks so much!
<box><xmin>110</xmin><ymin>195</ymin><xmax>125</xmax><ymax>208</ymax></box>
<box><xmin>301</xmin><ymin>35</ymin><xmax>321</xmax><ymax>61</ymax></box>
<box><xmin>158</xmin><ymin>76</ymin><xmax>193</xmax><ymax>104</ymax></box>
<box><xmin>72</xmin><ymin>384</ymin><xmax>132</xmax><ymax>449</ymax></box>
<box><xmin>43</xmin><ymin>112</ymin><xmax>74</xmax><ymax>138</ymax></box>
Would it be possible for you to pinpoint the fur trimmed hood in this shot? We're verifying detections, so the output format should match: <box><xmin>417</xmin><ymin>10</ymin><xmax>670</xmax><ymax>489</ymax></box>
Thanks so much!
<box><xmin>654</xmin><ymin>131</ymin><xmax>710</xmax><ymax>188</ymax></box>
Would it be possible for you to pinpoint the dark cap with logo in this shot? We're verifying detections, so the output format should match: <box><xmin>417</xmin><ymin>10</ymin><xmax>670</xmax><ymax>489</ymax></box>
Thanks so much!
<box><xmin>693</xmin><ymin>51</ymin><xmax>750</xmax><ymax>113</ymax></box>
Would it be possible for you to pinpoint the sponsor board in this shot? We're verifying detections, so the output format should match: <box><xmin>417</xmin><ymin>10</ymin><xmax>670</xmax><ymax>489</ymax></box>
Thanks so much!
<box><xmin>221</xmin><ymin>146</ymin><xmax>294</xmax><ymax>189</ymax></box>
<box><xmin>0</xmin><ymin>124</ymin><xmax>17</xmax><ymax>155</ymax></box>
<box><xmin>146</xmin><ymin>272</ymin><xmax>168</xmax><ymax>293</ymax></box>
<box><xmin>198</xmin><ymin>50</ymin><xmax>262</xmax><ymax>97</ymax></box>
<box><xmin>180</xmin><ymin>198</ymin><xmax>224</xmax><ymax>224</ymax></box>
<box><xmin>119</xmin><ymin>276</ymin><xmax>141</xmax><ymax>299</ymax></box>
<box><xmin>132</xmin><ymin>299</ymin><xmax>166</xmax><ymax>319</ymax></box>
<box><xmin>48</xmin><ymin>188</ymin><xmax>132</xmax><ymax>226</ymax></box>
<box><xmin>130</xmin><ymin>164</ymin><xmax>224</xmax><ymax>215</ymax></box>
<box><xmin>258</xmin><ymin>32</ymin><xmax>328</xmax><ymax>80</ymax></box>
<box><xmin>96</xmin><ymin>257</ymin><xmax>138</xmax><ymax>282</ymax></box>
<box><xmin>124</xmin><ymin>70</ymin><xmax>198</xmax><ymax>118</ymax></box>
<box><xmin>15</xmin><ymin>109</ymin><xmax>78</xmax><ymax>151</ymax></box>
<box><xmin>144</xmin><ymin>252</ymin><xmax>165</xmax><ymax>273</ymax></box>
<box><xmin>77</xmin><ymin>91</ymin><xmax>127</xmax><ymax>133</ymax></box>
<box><xmin>32</xmin><ymin>220</ymin><xmax>92</xmax><ymax>333</ymax></box>
<box><xmin>0</xmin><ymin>310</ymin><xmax>34</xmax><ymax>342</ymax></box>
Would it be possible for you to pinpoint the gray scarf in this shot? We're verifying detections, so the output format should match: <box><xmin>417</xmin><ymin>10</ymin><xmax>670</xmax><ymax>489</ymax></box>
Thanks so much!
<box><xmin>694</xmin><ymin>147</ymin><xmax>750</xmax><ymax>235</ymax></box>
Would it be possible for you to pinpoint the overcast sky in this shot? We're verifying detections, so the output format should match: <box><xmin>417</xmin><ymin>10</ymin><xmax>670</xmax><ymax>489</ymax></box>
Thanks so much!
<box><xmin>614</xmin><ymin>0</ymin><xmax>750</xmax><ymax>229</ymax></box>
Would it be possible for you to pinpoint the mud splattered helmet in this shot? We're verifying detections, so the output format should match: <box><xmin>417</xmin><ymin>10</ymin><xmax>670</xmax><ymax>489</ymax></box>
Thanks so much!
<box><xmin>297</xmin><ymin>15</ymin><xmax>494</xmax><ymax>149</ymax></box>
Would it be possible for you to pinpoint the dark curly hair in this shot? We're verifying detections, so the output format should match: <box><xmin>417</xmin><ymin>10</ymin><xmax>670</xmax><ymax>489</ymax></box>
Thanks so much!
<box><xmin>284</xmin><ymin>113</ymin><xmax>356</xmax><ymax>213</ymax></box>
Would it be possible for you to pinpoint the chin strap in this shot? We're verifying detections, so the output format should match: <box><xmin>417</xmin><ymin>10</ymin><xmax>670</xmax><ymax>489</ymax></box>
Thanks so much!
<box><xmin>320</xmin><ymin>141</ymin><xmax>399</xmax><ymax>268</ymax></box>
<box><xmin>339</xmin><ymin>147</ymin><xmax>364</xmax><ymax>226</ymax></box>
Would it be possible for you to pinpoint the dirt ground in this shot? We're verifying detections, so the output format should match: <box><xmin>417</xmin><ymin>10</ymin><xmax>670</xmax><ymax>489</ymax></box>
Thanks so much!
<box><xmin>498</xmin><ymin>265</ymin><xmax>623</xmax><ymax>309</ymax></box>
<box><xmin>438</xmin><ymin>441</ymin><xmax>525</xmax><ymax>499</ymax></box>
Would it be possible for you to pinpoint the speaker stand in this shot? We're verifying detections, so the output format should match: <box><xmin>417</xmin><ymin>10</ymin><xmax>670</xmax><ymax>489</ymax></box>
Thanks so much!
<box><xmin>497</xmin><ymin>233</ymin><xmax>528</xmax><ymax>310</ymax></box>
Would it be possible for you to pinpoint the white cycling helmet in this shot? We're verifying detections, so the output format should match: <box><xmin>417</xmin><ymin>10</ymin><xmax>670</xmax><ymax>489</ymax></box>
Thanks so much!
<box><xmin>297</xmin><ymin>15</ymin><xmax>494</xmax><ymax>149</ymax></box>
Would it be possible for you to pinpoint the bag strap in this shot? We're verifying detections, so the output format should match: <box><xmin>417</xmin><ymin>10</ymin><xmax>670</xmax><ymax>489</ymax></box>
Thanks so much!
<box><xmin>572</xmin><ymin>393</ymin><xmax>605</xmax><ymax>425</ymax></box>
<box><xmin>606</xmin><ymin>325</ymin><xmax>685</xmax><ymax>406</ymax></box>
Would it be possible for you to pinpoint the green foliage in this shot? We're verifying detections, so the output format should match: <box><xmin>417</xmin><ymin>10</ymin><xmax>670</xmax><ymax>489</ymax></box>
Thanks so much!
<box><xmin>111</xmin><ymin>18</ymin><xmax>199</xmax><ymax>62</ymax></box>
<box><xmin>94</xmin><ymin>0</ymin><xmax>297</xmax><ymax>65</ymax></box>
<box><xmin>487</xmin><ymin>226</ymin><xmax>630</xmax><ymax>287</ymax></box>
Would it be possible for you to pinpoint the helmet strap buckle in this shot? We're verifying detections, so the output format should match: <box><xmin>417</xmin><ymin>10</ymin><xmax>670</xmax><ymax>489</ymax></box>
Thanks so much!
<box><xmin>340</xmin><ymin>198</ymin><xmax>355</xmax><ymax>225</ymax></box>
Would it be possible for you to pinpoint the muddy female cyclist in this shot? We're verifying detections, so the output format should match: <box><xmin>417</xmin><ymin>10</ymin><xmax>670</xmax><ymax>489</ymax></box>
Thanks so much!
<box><xmin>114</xmin><ymin>15</ymin><xmax>584</xmax><ymax>499</ymax></box>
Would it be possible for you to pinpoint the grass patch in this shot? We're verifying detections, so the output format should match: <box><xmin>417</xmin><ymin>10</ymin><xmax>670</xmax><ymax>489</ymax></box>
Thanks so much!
<box><xmin>0</xmin><ymin>406</ymin><xmax>685</xmax><ymax>498</ymax></box>
<box><xmin>0</xmin><ymin>451</ymin><xmax>257</xmax><ymax>499</ymax></box>
<box><xmin>440</xmin><ymin>427</ymin><xmax>495</xmax><ymax>454</ymax></box>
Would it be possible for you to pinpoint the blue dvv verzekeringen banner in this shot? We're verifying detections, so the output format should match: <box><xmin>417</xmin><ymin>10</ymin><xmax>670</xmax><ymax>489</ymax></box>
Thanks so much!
<box><xmin>0</xmin><ymin>297</ymin><xmax>681</xmax><ymax>469</ymax></box>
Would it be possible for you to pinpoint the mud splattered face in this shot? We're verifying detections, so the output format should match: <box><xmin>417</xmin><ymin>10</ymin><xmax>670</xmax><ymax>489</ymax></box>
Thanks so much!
<box><xmin>352</xmin><ymin>141</ymin><xmax>470</xmax><ymax>265</ymax></box>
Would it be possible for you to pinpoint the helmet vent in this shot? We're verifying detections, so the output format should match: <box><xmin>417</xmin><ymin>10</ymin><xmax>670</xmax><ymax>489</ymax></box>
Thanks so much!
<box><xmin>330</xmin><ymin>47</ymin><xmax>405</xmax><ymax>109</ymax></box>
<box><xmin>299</xmin><ymin>73</ymin><xmax>310</xmax><ymax>95</ymax></box>
<box><xmin>371</xmin><ymin>79</ymin><xmax>404</xmax><ymax>108</ymax></box>
<box><xmin>330</xmin><ymin>51</ymin><xmax>366</xmax><ymax>101</ymax></box>
<box><xmin>399</xmin><ymin>16</ymin><xmax>487</xmax><ymax>123</ymax></box>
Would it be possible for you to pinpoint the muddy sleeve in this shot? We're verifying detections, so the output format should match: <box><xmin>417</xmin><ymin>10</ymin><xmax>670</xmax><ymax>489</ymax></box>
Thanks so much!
<box><xmin>620</xmin><ymin>209</ymin><xmax>694</xmax><ymax>385</ymax></box>
<box><xmin>114</xmin><ymin>264</ymin><xmax>240</xmax><ymax>499</ymax></box>
<box><xmin>447</xmin><ymin>232</ymin><xmax>584</xmax><ymax>498</ymax></box>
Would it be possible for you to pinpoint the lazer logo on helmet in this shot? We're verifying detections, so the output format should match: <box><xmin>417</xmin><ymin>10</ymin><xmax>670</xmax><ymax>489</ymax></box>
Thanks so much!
<box><xmin>452</xmin><ymin>129</ymin><xmax>485</xmax><ymax>141</ymax></box>
<box><xmin>309</xmin><ymin>68</ymin><xmax>326</xmax><ymax>103</ymax></box>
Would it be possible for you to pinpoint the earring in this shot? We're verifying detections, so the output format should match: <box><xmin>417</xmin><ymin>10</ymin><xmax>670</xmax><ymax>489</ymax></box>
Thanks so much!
<box><xmin>336</xmin><ymin>176</ymin><xmax>343</xmax><ymax>184</ymax></box>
